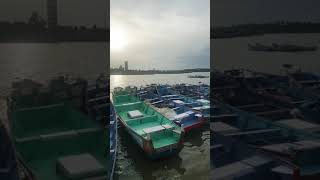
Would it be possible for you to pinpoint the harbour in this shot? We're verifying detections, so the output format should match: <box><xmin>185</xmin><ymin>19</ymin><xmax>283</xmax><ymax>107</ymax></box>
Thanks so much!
<box><xmin>110</xmin><ymin>79</ymin><xmax>210</xmax><ymax>180</ymax></box>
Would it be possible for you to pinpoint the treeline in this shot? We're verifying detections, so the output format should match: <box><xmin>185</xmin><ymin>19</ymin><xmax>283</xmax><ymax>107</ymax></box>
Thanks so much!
<box><xmin>212</xmin><ymin>21</ymin><xmax>320</xmax><ymax>39</ymax></box>
<box><xmin>0</xmin><ymin>12</ymin><xmax>109</xmax><ymax>42</ymax></box>
<box><xmin>110</xmin><ymin>68</ymin><xmax>210</xmax><ymax>75</ymax></box>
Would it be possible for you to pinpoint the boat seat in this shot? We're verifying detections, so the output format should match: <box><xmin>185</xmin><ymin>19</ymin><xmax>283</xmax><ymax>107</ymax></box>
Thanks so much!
<box><xmin>126</xmin><ymin>115</ymin><xmax>157</xmax><ymax>126</ymax></box>
<box><xmin>40</xmin><ymin>130</ymin><xmax>77</xmax><ymax>140</ymax></box>
<box><xmin>84</xmin><ymin>175</ymin><xmax>108</xmax><ymax>180</ymax></box>
<box><xmin>143</xmin><ymin>125</ymin><xmax>165</xmax><ymax>134</ymax></box>
<box><xmin>16</xmin><ymin>136</ymin><xmax>41</xmax><ymax>143</ymax></box>
<box><xmin>16</xmin><ymin>103</ymin><xmax>64</xmax><ymax>112</ymax></box>
<box><xmin>88</xmin><ymin>95</ymin><xmax>108</xmax><ymax>103</ymax></box>
<box><xmin>56</xmin><ymin>153</ymin><xmax>105</xmax><ymax>180</ymax></box>
<box><xmin>226</xmin><ymin>128</ymin><xmax>281</xmax><ymax>137</ymax></box>
<box><xmin>114</xmin><ymin>101</ymin><xmax>141</xmax><ymax>107</ymax></box>
<box><xmin>150</xmin><ymin>100</ymin><xmax>164</xmax><ymax>105</ymax></box>
<box><xmin>93</xmin><ymin>103</ymin><xmax>109</xmax><ymax>110</ymax></box>
<box><xmin>162</xmin><ymin>124</ymin><xmax>174</xmax><ymax>130</ymax></box>
<box><xmin>77</xmin><ymin>128</ymin><xmax>102</xmax><ymax>135</ymax></box>
<box><xmin>128</xmin><ymin>110</ymin><xmax>143</xmax><ymax>119</ymax></box>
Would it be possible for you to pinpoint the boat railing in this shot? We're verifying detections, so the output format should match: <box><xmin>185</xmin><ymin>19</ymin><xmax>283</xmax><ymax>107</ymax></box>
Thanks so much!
<box><xmin>223</xmin><ymin>102</ymin><xmax>320</xmax><ymax>140</ymax></box>
<box><xmin>14</xmin><ymin>103</ymin><xmax>65</xmax><ymax>112</ymax></box>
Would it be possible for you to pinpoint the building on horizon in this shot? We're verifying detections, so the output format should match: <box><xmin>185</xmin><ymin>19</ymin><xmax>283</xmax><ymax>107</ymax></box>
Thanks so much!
<box><xmin>47</xmin><ymin>0</ymin><xmax>58</xmax><ymax>29</ymax></box>
<box><xmin>124</xmin><ymin>61</ymin><xmax>128</xmax><ymax>71</ymax></box>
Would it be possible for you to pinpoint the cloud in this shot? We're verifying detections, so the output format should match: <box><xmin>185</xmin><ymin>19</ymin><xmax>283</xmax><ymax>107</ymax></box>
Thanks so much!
<box><xmin>111</xmin><ymin>0</ymin><xmax>210</xmax><ymax>70</ymax></box>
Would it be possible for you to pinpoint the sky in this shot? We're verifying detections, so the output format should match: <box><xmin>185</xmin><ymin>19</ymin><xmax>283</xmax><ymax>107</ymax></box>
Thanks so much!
<box><xmin>213</xmin><ymin>0</ymin><xmax>320</xmax><ymax>27</ymax></box>
<box><xmin>0</xmin><ymin>0</ymin><xmax>108</xmax><ymax>27</ymax></box>
<box><xmin>110</xmin><ymin>0</ymin><xmax>210</xmax><ymax>70</ymax></box>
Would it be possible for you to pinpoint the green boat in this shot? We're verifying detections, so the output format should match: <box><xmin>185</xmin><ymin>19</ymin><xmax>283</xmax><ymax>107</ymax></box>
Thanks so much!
<box><xmin>9</xmin><ymin>102</ymin><xmax>108</xmax><ymax>180</ymax></box>
<box><xmin>112</xmin><ymin>89</ymin><xmax>184</xmax><ymax>159</ymax></box>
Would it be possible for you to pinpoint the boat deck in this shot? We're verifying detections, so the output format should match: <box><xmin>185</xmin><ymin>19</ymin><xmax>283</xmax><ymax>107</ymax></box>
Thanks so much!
<box><xmin>113</xmin><ymin>93</ymin><xmax>181</xmax><ymax>150</ymax></box>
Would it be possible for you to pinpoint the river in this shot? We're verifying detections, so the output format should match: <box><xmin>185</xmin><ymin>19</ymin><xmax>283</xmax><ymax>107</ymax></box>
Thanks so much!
<box><xmin>0</xmin><ymin>42</ymin><xmax>108</xmax><ymax>95</ymax></box>
<box><xmin>212</xmin><ymin>33</ymin><xmax>320</xmax><ymax>74</ymax></box>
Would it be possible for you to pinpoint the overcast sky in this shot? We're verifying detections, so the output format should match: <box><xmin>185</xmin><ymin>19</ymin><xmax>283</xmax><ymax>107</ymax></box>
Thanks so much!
<box><xmin>213</xmin><ymin>0</ymin><xmax>320</xmax><ymax>27</ymax></box>
<box><xmin>110</xmin><ymin>0</ymin><xmax>210</xmax><ymax>70</ymax></box>
<box><xmin>0</xmin><ymin>0</ymin><xmax>108</xmax><ymax>27</ymax></box>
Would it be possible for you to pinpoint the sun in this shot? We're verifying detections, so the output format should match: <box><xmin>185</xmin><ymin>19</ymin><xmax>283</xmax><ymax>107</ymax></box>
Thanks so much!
<box><xmin>111</xmin><ymin>27</ymin><xmax>128</xmax><ymax>51</ymax></box>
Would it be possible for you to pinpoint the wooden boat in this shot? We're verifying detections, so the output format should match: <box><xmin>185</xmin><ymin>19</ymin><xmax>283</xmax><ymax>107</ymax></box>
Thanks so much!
<box><xmin>0</xmin><ymin>121</ymin><xmax>19</xmax><ymax>180</ymax></box>
<box><xmin>9</xmin><ymin>103</ymin><xmax>107</xmax><ymax>180</ymax></box>
<box><xmin>156</xmin><ymin>85</ymin><xmax>209</xmax><ymax>131</ymax></box>
<box><xmin>112</xmin><ymin>89</ymin><xmax>183</xmax><ymax>159</ymax></box>
<box><xmin>109</xmin><ymin>105</ymin><xmax>117</xmax><ymax>180</ymax></box>
<box><xmin>211</xmin><ymin>103</ymin><xmax>320</xmax><ymax>180</ymax></box>
<box><xmin>7</xmin><ymin>77</ymin><xmax>108</xmax><ymax>180</ymax></box>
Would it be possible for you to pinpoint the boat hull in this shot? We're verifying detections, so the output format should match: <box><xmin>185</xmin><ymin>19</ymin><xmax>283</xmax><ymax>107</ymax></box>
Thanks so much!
<box><xmin>117</xmin><ymin>116</ymin><xmax>183</xmax><ymax>159</ymax></box>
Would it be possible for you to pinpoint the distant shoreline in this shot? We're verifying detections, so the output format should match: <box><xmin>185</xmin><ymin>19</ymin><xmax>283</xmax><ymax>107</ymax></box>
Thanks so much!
<box><xmin>211</xmin><ymin>22</ymin><xmax>320</xmax><ymax>39</ymax></box>
<box><xmin>110</xmin><ymin>69</ymin><xmax>210</xmax><ymax>75</ymax></box>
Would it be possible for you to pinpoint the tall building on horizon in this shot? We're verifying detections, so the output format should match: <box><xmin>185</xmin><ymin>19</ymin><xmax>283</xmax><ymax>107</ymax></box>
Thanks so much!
<box><xmin>124</xmin><ymin>61</ymin><xmax>128</xmax><ymax>71</ymax></box>
<box><xmin>47</xmin><ymin>0</ymin><xmax>58</xmax><ymax>29</ymax></box>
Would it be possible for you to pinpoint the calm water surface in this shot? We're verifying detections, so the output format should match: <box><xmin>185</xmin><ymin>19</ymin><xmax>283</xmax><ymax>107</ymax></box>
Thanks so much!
<box><xmin>213</xmin><ymin>33</ymin><xmax>320</xmax><ymax>74</ymax></box>
<box><xmin>110</xmin><ymin>72</ymin><xmax>210</xmax><ymax>90</ymax></box>
<box><xmin>0</xmin><ymin>42</ymin><xmax>108</xmax><ymax>94</ymax></box>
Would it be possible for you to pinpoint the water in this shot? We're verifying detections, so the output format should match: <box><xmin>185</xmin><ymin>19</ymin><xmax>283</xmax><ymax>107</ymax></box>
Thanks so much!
<box><xmin>110</xmin><ymin>72</ymin><xmax>210</xmax><ymax>90</ymax></box>
<box><xmin>115</xmin><ymin>126</ymin><xmax>210</xmax><ymax>180</ymax></box>
<box><xmin>0</xmin><ymin>42</ymin><xmax>108</xmax><ymax>94</ymax></box>
<box><xmin>111</xmin><ymin>73</ymin><xmax>210</xmax><ymax>180</ymax></box>
<box><xmin>212</xmin><ymin>33</ymin><xmax>320</xmax><ymax>74</ymax></box>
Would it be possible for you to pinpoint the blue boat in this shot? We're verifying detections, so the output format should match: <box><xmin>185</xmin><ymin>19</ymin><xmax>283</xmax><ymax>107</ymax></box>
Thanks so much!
<box><xmin>0</xmin><ymin>121</ymin><xmax>19</xmax><ymax>180</ymax></box>
<box><xmin>155</xmin><ymin>85</ymin><xmax>209</xmax><ymax>132</ymax></box>
<box><xmin>109</xmin><ymin>105</ymin><xmax>117</xmax><ymax>180</ymax></box>
<box><xmin>212</xmin><ymin>102</ymin><xmax>320</xmax><ymax>180</ymax></box>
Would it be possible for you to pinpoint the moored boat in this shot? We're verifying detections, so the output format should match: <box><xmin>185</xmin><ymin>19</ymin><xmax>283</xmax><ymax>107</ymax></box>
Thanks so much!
<box><xmin>9</xmin><ymin>103</ymin><xmax>108</xmax><ymax>180</ymax></box>
<box><xmin>109</xmin><ymin>105</ymin><xmax>117</xmax><ymax>180</ymax></box>
<box><xmin>0</xmin><ymin>121</ymin><xmax>19</xmax><ymax>180</ymax></box>
<box><xmin>156</xmin><ymin>85</ymin><xmax>209</xmax><ymax>131</ymax></box>
<box><xmin>112</xmin><ymin>89</ymin><xmax>184</xmax><ymax>159</ymax></box>
<box><xmin>7</xmin><ymin>77</ymin><xmax>108</xmax><ymax>180</ymax></box>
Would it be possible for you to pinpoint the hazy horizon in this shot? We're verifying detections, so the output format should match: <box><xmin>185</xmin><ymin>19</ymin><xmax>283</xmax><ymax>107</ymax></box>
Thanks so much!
<box><xmin>110</xmin><ymin>0</ymin><xmax>210</xmax><ymax>70</ymax></box>
<box><xmin>0</xmin><ymin>0</ymin><xmax>108</xmax><ymax>28</ymax></box>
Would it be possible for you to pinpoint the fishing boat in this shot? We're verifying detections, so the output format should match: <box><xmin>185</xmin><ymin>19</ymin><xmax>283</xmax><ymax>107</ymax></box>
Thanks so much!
<box><xmin>112</xmin><ymin>89</ymin><xmax>184</xmax><ymax>159</ymax></box>
<box><xmin>154</xmin><ymin>104</ymin><xmax>204</xmax><ymax>133</ymax></box>
<box><xmin>156</xmin><ymin>85</ymin><xmax>209</xmax><ymax>131</ymax></box>
<box><xmin>7</xmin><ymin>77</ymin><xmax>108</xmax><ymax>180</ymax></box>
<box><xmin>0</xmin><ymin>121</ymin><xmax>19</xmax><ymax>180</ymax></box>
<box><xmin>9</xmin><ymin>103</ymin><xmax>108</xmax><ymax>180</ymax></box>
<box><xmin>109</xmin><ymin>105</ymin><xmax>117</xmax><ymax>180</ymax></box>
<box><xmin>172</xmin><ymin>84</ymin><xmax>210</xmax><ymax>100</ymax></box>
<box><xmin>211</xmin><ymin>103</ymin><xmax>320</xmax><ymax>179</ymax></box>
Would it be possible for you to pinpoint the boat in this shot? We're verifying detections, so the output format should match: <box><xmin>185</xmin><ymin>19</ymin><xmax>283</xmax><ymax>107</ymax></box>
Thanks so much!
<box><xmin>0</xmin><ymin>121</ymin><xmax>19</xmax><ymax>180</ymax></box>
<box><xmin>156</xmin><ymin>85</ymin><xmax>209</xmax><ymax>131</ymax></box>
<box><xmin>188</xmin><ymin>75</ymin><xmax>209</xmax><ymax>79</ymax></box>
<box><xmin>112</xmin><ymin>88</ymin><xmax>184</xmax><ymax>159</ymax></box>
<box><xmin>85</xmin><ymin>78</ymin><xmax>109</xmax><ymax>123</ymax></box>
<box><xmin>109</xmin><ymin>105</ymin><xmax>117</xmax><ymax>180</ymax></box>
<box><xmin>212</xmin><ymin>69</ymin><xmax>320</xmax><ymax>179</ymax></box>
<box><xmin>7</xmin><ymin>78</ymin><xmax>108</xmax><ymax>180</ymax></box>
<box><xmin>248</xmin><ymin>43</ymin><xmax>318</xmax><ymax>52</ymax></box>
<box><xmin>9</xmin><ymin>103</ymin><xmax>108</xmax><ymax>180</ymax></box>
<box><xmin>211</xmin><ymin>102</ymin><xmax>320</xmax><ymax>180</ymax></box>
<box><xmin>172</xmin><ymin>84</ymin><xmax>210</xmax><ymax>100</ymax></box>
